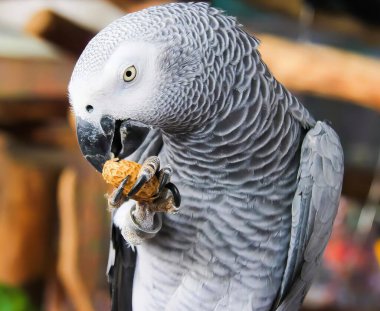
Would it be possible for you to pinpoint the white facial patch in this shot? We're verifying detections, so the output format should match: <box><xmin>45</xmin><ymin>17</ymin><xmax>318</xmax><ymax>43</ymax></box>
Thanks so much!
<box><xmin>69</xmin><ymin>40</ymin><xmax>162</xmax><ymax>123</ymax></box>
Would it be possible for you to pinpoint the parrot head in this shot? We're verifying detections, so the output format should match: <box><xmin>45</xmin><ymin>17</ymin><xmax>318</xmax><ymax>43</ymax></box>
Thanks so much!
<box><xmin>70</xmin><ymin>39</ymin><xmax>167</xmax><ymax>171</ymax></box>
<box><xmin>69</xmin><ymin>3</ymin><xmax>256</xmax><ymax>172</ymax></box>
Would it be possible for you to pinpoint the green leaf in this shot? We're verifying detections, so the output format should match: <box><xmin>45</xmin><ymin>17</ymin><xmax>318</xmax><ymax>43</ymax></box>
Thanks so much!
<box><xmin>0</xmin><ymin>284</ymin><xmax>37</xmax><ymax>311</ymax></box>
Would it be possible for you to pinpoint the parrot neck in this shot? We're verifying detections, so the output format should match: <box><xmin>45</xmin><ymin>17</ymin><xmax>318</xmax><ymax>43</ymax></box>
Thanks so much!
<box><xmin>160</xmin><ymin>93</ymin><xmax>304</xmax><ymax>194</ymax></box>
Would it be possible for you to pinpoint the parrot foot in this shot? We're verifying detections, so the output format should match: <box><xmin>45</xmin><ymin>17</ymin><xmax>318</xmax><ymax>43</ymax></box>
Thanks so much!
<box><xmin>127</xmin><ymin>156</ymin><xmax>181</xmax><ymax>211</ymax></box>
<box><xmin>112</xmin><ymin>156</ymin><xmax>181</xmax><ymax>245</ymax></box>
<box><xmin>151</xmin><ymin>182</ymin><xmax>181</xmax><ymax>213</ymax></box>
<box><xmin>116</xmin><ymin>202</ymin><xmax>162</xmax><ymax>246</ymax></box>
<box><xmin>117</xmin><ymin>182</ymin><xmax>180</xmax><ymax>245</ymax></box>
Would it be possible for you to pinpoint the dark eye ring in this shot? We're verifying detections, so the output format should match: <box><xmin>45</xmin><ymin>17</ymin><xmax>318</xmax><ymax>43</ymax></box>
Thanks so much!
<box><xmin>123</xmin><ymin>65</ymin><xmax>137</xmax><ymax>82</ymax></box>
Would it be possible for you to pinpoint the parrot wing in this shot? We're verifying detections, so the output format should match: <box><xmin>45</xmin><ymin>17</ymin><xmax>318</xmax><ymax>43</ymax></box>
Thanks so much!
<box><xmin>107</xmin><ymin>129</ymin><xmax>163</xmax><ymax>311</ymax></box>
<box><xmin>274</xmin><ymin>121</ymin><xmax>344</xmax><ymax>310</ymax></box>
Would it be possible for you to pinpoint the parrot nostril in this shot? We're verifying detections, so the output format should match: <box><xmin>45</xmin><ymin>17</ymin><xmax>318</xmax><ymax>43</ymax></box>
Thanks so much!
<box><xmin>86</xmin><ymin>105</ymin><xmax>94</xmax><ymax>113</ymax></box>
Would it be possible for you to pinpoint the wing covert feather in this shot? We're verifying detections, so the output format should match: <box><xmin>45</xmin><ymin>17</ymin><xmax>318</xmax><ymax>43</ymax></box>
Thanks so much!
<box><xmin>275</xmin><ymin>121</ymin><xmax>343</xmax><ymax>310</ymax></box>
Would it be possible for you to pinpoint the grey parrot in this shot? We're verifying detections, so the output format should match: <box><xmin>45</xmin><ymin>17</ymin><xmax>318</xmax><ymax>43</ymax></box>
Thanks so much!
<box><xmin>69</xmin><ymin>2</ymin><xmax>344</xmax><ymax>311</ymax></box>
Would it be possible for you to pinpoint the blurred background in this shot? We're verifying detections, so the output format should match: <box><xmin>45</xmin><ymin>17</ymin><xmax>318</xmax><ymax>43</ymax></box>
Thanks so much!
<box><xmin>0</xmin><ymin>0</ymin><xmax>379</xmax><ymax>310</ymax></box>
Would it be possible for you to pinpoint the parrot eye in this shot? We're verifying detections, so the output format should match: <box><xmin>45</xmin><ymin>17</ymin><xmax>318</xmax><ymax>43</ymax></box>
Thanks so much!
<box><xmin>123</xmin><ymin>65</ymin><xmax>137</xmax><ymax>82</ymax></box>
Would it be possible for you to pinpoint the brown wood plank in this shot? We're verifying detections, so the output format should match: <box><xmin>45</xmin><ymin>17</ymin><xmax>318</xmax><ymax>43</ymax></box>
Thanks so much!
<box><xmin>0</xmin><ymin>98</ymin><xmax>68</xmax><ymax>126</ymax></box>
<box><xmin>245</xmin><ymin>0</ymin><xmax>380</xmax><ymax>44</ymax></box>
<box><xmin>57</xmin><ymin>168</ymin><xmax>95</xmax><ymax>311</ymax></box>
<box><xmin>107</xmin><ymin>0</ymin><xmax>172</xmax><ymax>12</ymax></box>
<box><xmin>0</xmin><ymin>57</ymin><xmax>73</xmax><ymax>99</ymax></box>
<box><xmin>0</xmin><ymin>133</ymin><xmax>59</xmax><ymax>285</ymax></box>
<box><xmin>25</xmin><ymin>10</ymin><xmax>95</xmax><ymax>56</ymax></box>
<box><xmin>258</xmin><ymin>34</ymin><xmax>380</xmax><ymax>112</ymax></box>
<box><xmin>0</xmin><ymin>57</ymin><xmax>72</xmax><ymax>125</ymax></box>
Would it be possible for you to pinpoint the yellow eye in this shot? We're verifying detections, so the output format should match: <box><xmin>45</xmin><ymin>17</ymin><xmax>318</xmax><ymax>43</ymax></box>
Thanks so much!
<box><xmin>123</xmin><ymin>65</ymin><xmax>137</xmax><ymax>82</ymax></box>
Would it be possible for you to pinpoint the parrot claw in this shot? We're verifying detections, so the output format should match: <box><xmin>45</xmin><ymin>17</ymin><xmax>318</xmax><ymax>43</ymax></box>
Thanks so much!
<box><xmin>108</xmin><ymin>175</ymin><xmax>130</xmax><ymax>209</ymax></box>
<box><xmin>146</xmin><ymin>165</ymin><xmax>180</xmax><ymax>213</ymax></box>
<box><xmin>150</xmin><ymin>182</ymin><xmax>181</xmax><ymax>213</ymax></box>
<box><xmin>164</xmin><ymin>182</ymin><xmax>181</xmax><ymax>208</ymax></box>
<box><xmin>127</xmin><ymin>156</ymin><xmax>160</xmax><ymax>198</ymax></box>
<box><xmin>158</xmin><ymin>165</ymin><xmax>173</xmax><ymax>193</ymax></box>
<box><xmin>127</xmin><ymin>174</ymin><xmax>148</xmax><ymax>198</ymax></box>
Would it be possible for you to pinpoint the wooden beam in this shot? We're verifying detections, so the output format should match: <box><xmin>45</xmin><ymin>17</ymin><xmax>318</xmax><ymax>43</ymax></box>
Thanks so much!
<box><xmin>0</xmin><ymin>57</ymin><xmax>73</xmax><ymax>99</ymax></box>
<box><xmin>245</xmin><ymin>0</ymin><xmax>301</xmax><ymax>17</ymax></box>
<box><xmin>313</xmin><ymin>12</ymin><xmax>380</xmax><ymax>45</ymax></box>
<box><xmin>0</xmin><ymin>133</ymin><xmax>58</xmax><ymax>286</ymax></box>
<box><xmin>57</xmin><ymin>168</ymin><xmax>94</xmax><ymax>311</ymax></box>
<box><xmin>245</xmin><ymin>0</ymin><xmax>380</xmax><ymax>44</ymax></box>
<box><xmin>25</xmin><ymin>10</ymin><xmax>94</xmax><ymax>56</ymax></box>
<box><xmin>0</xmin><ymin>98</ymin><xmax>67</xmax><ymax>126</ymax></box>
<box><xmin>107</xmin><ymin>0</ymin><xmax>172</xmax><ymax>12</ymax></box>
<box><xmin>258</xmin><ymin>34</ymin><xmax>380</xmax><ymax>112</ymax></box>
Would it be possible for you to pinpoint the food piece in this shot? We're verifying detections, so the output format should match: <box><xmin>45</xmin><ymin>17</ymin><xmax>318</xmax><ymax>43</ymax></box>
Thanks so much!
<box><xmin>102</xmin><ymin>158</ymin><xmax>159</xmax><ymax>201</ymax></box>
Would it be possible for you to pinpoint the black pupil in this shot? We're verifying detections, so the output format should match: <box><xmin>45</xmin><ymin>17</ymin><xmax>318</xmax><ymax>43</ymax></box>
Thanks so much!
<box><xmin>126</xmin><ymin>70</ymin><xmax>132</xmax><ymax>77</ymax></box>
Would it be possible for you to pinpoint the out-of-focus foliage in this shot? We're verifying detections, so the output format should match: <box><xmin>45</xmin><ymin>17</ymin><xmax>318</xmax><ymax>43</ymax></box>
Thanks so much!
<box><xmin>0</xmin><ymin>285</ymin><xmax>37</xmax><ymax>311</ymax></box>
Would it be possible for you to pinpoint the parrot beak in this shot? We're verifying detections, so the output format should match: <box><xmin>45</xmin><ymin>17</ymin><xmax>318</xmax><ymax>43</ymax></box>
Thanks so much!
<box><xmin>76</xmin><ymin>116</ymin><xmax>150</xmax><ymax>172</ymax></box>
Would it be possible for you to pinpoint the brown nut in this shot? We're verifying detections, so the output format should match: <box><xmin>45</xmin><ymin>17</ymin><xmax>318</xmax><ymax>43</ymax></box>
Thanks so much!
<box><xmin>102</xmin><ymin>158</ymin><xmax>159</xmax><ymax>201</ymax></box>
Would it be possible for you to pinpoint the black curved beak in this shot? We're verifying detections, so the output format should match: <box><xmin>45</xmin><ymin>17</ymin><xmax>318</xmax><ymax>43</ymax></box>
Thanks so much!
<box><xmin>76</xmin><ymin>116</ymin><xmax>150</xmax><ymax>172</ymax></box>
